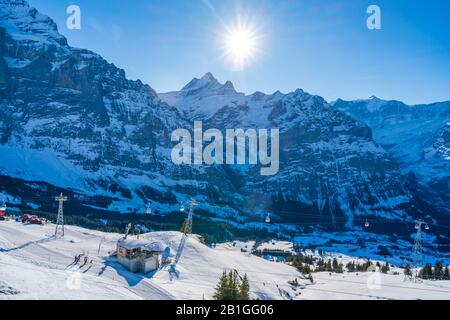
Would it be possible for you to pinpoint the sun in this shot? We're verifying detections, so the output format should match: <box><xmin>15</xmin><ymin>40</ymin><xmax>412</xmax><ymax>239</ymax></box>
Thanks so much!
<box><xmin>226</xmin><ymin>28</ymin><xmax>256</xmax><ymax>65</ymax></box>
<box><xmin>222</xmin><ymin>20</ymin><xmax>260</xmax><ymax>70</ymax></box>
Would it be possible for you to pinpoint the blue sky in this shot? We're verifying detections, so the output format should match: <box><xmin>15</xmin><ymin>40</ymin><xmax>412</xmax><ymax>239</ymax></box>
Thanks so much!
<box><xmin>30</xmin><ymin>0</ymin><xmax>450</xmax><ymax>104</ymax></box>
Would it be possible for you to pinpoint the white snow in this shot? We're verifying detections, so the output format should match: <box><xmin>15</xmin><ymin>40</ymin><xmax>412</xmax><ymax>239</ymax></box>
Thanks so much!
<box><xmin>1</xmin><ymin>221</ymin><xmax>450</xmax><ymax>300</ymax></box>
<box><xmin>256</xmin><ymin>240</ymin><xmax>294</xmax><ymax>253</ymax></box>
<box><xmin>0</xmin><ymin>220</ymin><xmax>301</xmax><ymax>300</ymax></box>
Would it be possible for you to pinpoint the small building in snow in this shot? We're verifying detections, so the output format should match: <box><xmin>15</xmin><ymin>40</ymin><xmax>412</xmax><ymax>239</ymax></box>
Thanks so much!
<box><xmin>253</xmin><ymin>240</ymin><xmax>295</xmax><ymax>262</ymax></box>
<box><xmin>116</xmin><ymin>238</ymin><xmax>164</xmax><ymax>274</ymax></box>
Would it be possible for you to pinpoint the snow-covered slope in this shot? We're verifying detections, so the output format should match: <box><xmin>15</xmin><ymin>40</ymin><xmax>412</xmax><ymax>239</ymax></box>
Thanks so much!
<box><xmin>0</xmin><ymin>220</ymin><xmax>303</xmax><ymax>300</ymax></box>
<box><xmin>1</xmin><ymin>220</ymin><xmax>449</xmax><ymax>300</ymax></box>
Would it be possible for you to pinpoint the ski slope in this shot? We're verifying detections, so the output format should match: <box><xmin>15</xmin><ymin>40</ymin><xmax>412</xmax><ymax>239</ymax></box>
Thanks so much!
<box><xmin>1</xmin><ymin>220</ymin><xmax>450</xmax><ymax>300</ymax></box>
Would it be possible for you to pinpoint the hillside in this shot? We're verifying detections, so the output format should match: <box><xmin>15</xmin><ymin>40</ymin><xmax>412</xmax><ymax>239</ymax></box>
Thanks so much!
<box><xmin>1</xmin><ymin>220</ymin><xmax>450</xmax><ymax>300</ymax></box>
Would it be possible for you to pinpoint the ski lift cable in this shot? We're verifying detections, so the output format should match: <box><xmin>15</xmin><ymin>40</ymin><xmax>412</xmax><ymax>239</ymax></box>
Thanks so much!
<box><xmin>29</xmin><ymin>206</ymin><xmax>450</xmax><ymax>229</ymax></box>
<box><xmin>8</xmin><ymin>196</ymin><xmax>450</xmax><ymax>227</ymax></box>
<box><xmin>10</xmin><ymin>195</ymin><xmax>450</xmax><ymax>222</ymax></box>
<box><xmin>12</xmin><ymin>202</ymin><xmax>450</xmax><ymax>230</ymax></box>
<box><xmin>254</xmin><ymin>208</ymin><xmax>443</xmax><ymax>223</ymax></box>
<box><xmin>246</xmin><ymin>206</ymin><xmax>446</xmax><ymax>222</ymax></box>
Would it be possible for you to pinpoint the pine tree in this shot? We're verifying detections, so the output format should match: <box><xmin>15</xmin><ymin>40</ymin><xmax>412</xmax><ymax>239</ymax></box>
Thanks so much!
<box><xmin>325</xmin><ymin>259</ymin><xmax>332</xmax><ymax>272</ymax></box>
<box><xmin>404</xmin><ymin>264</ymin><xmax>412</xmax><ymax>277</ymax></box>
<box><xmin>419</xmin><ymin>263</ymin><xmax>433</xmax><ymax>280</ymax></box>
<box><xmin>346</xmin><ymin>261</ymin><xmax>356</xmax><ymax>272</ymax></box>
<box><xmin>381</xmin><ymin>262</ymin><xmax>390</xmax><ymax>274</ymax></box>
<box><xmin>332</xmin><ymin>258</ymin><xmax>339</xmax><ymax>271</ymax></box>
<box><xmin>180</xmin><ymin>219</ymin><xmax>189</xmax><ymax>234</ymax></box>
<box><xmin>434</xmin><ymin>261</ymin><xmax>443</xmax><ymax>280</ymax></box>
<box><xmin>362</xmin><ymin>260</ymin><xmax>372</xmax><ymax>272</ymax></box>
<box><xmin>316</xmin><ymin>259</ymin><xmax>325</xmax><ymax>272</ymax></box>
<box><xmin>224</xmin><ymin>270</ymin><xmax>234</xmax><ymax>299</ymax></box>
<box><xmin>213</xmin><ymin>270</ymin><xmax>245</xmax><ymax>300</ymax></box>
<box><xmin>230</xmin><ymin>270</ymin><xmax>240</xmax><ymax>300</ymax></box>
<box><xmin>239</xmin><ymin>274</ymin><xmax>250</xmax><ymax>300</ymax></box>
<box><xmin>444</xmin><ymin>265</ymin><xmax>449</xmax><ymax>280</ymax></box>
<box><xmin>213</xmin><ymin>271</ymin><xmax>229</xmax><ymax>300</ymax></box>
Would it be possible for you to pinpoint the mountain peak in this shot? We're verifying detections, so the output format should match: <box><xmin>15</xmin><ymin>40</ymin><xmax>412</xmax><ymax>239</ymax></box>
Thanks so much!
<box><xmin>222</xmin><ymin>80</ymin><xmax>235</xmax><ymax>90</ymax></box>
<box><xmin>0</xmin><ymin>0</ymin><xmax>67</xmax><ymax>46</ymax></box>
<box><xmin>201</xmin><ymin>72</ymin><xmax>217</xmax><ymax>82</ymax></box>
<box><xmin>180</xmin><ymin>73</ymin><xmax>239</xmax><ymax>95</ymax></box>
<box><xmin>181</xmin><ymin>73</ymin><xmax>219</xmax><ymax>91</ymax></box>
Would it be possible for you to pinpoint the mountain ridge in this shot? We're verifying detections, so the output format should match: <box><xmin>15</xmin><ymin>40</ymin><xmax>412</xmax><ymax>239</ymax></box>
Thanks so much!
<box><xmin>0</xmin><ymin>0</ymin><xmax>448</xmax><ymax>250</ymax></box>
<box><xmin>332</xmin><ymin>98</ymin><xmax>449</xmax><ymax>215</ymax></box>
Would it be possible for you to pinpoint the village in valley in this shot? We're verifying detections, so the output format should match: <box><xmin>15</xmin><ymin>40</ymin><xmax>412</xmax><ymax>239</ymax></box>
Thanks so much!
<box><xmin>1</xmin><ymin>194</ymin><xmax>450</xmax><ymax>300</ymax></box>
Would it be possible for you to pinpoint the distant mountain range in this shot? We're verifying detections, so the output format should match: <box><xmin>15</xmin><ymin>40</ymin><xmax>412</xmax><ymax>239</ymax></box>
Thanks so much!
<box><xmin>0</xmin><ymin>0</ymin><xmax>448</xmax><ymax>249</ymax></box>
<box><xmin>333</xmin><ymin>97</ymin><xmax>449</xmax><ymax>215</ymax></box>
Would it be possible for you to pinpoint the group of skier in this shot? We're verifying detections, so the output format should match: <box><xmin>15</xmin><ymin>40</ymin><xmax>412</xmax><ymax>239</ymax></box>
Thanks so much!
<box><xmin>73</xmin><ymin>254</ymin><xmax>93</xmax><ymax>266</ymax></box>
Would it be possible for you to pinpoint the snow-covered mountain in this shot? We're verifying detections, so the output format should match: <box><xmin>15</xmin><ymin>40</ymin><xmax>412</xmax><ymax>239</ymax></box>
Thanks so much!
<box><xmin>160</xmin><ymin>74</ymin><xmax>449</xmax><ymax>239</ymax></box>
<box><xmin>0</xmin><ymin>0</ymin><xmax>239</xmax><ymax>216</ymax></box>
<box><xmin>332</xmin><ymin>97</ymin><xmax>449</xmax><ymax>215</ymax></box>
<box><xmin>0</xmin><ymin>0</ymin><xmax>448</xmax><ymax>248</ymax></box>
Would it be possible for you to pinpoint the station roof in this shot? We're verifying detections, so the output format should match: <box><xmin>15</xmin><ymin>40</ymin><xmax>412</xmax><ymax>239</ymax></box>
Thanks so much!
<box><xmin>118</xmin><ymin>238</ymin><xmax>164</xmax><ymax>252</ymax></box>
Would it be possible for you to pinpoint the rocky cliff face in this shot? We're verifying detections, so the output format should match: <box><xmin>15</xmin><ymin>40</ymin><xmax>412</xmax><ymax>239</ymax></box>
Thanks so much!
<box><xmin>160</xmin><ymin>75</ymin><xmax>439</xmax><ymax>234</ymax></box>
<box><xmin>333</xmin><ymin>97</ymin><xmax>450</xmax><ymax>215</ymax></box>
<box><xmin>0</xmin><ymin>0</ymin><xmax>239</xmax><ymax>215</ymax></box>
<box><xmin>0</xmin><ymin>0</ymin><xmax>447</xmax><ymax>245</ymax></box>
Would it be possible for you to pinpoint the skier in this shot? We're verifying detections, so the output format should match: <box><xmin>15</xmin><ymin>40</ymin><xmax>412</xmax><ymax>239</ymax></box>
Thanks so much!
<box><xmin>84</xmin><ymin>256</ymin><xmax>88</xmax><ymax>265</ymax></box>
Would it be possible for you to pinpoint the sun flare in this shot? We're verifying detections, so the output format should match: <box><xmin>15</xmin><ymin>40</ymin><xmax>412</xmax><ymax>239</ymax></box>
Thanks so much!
<box><xmin>222</xmin><ymin>20</ymin><xmax>260</xmax><ymax>70</ymax></box>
